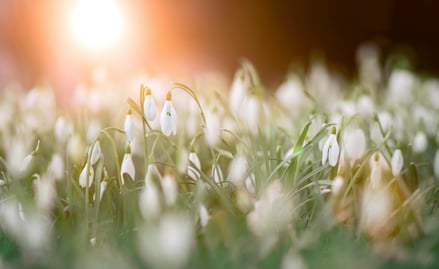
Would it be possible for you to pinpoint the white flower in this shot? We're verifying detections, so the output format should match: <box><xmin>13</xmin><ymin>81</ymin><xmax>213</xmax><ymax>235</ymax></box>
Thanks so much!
<box><xmin>370</xmin><ymin>153</ymin><xmax>383</xmax><ymax>189</ymax></box>
<box><xmin>343</xmin><ymin>128</ymin><xmax>366</xmax><ymax>162</ymax></box>
<box><xmin>228</xmin><ymin>154</ymin><xmax>248</xmax><ymax>186</ymax></box>
<box><xmin>229</xmin><ymin>69</ymin><xmax>248</xmax><ymax>115</ymax></box>
<box><xmin>322</xmin><ymin>127</ymin><xmax>340</xmax><ymax>167</ymax></box>
<box><xmin>204</xmin><ymin>107</ymin><xmax>221</xmax><ymax>147</ymax></box>
<box><xmin>242</xmin><ymin>95</ymin><xmax>261</xmax><ymax>132</ymax></box>
<box><xmin>120</xmin><ymin>152</ymin><xmax>135</xmax><ymax>184</ymax></box>
<box><xmin>212</xmin><ymin>163</ymin><xmax>223</xmax><ymax>184</ymax></box>
<box><xmin>413</xmin><ymin>131</ymin><xmax>427</xmax><ymax>153</ymax></box>
<box><xmin>79</xmin><ymin>163</ymin><xmax>94</xmax><ymax>188</ymax></box>
<box><xmin>90</xmin><ymin>141</ymin><xmax>101</xmax><ymax>165</ymax></box>
<box><xmin>161</xmin><ymin>174</ymin><xmax>178</xmax><ymax>206</ymax></box>
<box><xmin>199</xmin><ymin>204</ymin><xmax>209</xmax><ymax>228</ymax></box>
<box><xmin>331</xmin><ymin>176</ymin><xmax>344</xmax><ymax>196</ymax></box>
<box><xmin>188</xmin><ymin>151</ymin><xmax>201</xmax><ymax>181</ymax></box>
<box><xmin>124</xmin><ymin>110</ymin><xmax>134</xmax><ymax>142</ymax></box>
<box><xmin>139</xmin><ymin>185</ymin><xmax>161</xmax><ymax>219</ymax></box>
<box><xmin>143</xmin><ymin>87</ymin><xmax>157</xmax><ymax>122</ymax></box>
<box><xmin>47</xmin><ymin>154</ymin><xmax>64</xmax><ymax>181</ymax></box>
<box><xmin>33</xmin><ymin>175</ymin><xmax>56</xmax><ymax>213</ymax></box>
<box><xmin>160</xmin><ymin>91</ymin><xmax>177</xmax><ymax>136</ymax></box>
<box><xmin>54</xmin><ymin>116</ymin><xmax>73</xmax><ymax>144</ymax></box>
<box><xmin>98</xmin><ymin>181</ymin><xmax>108</xmax><ymax>202</ymax></box>
<box><xmin>391</xmin><ymin>149</ymin><xmax>403</xmax><ymax>177</ymax></box>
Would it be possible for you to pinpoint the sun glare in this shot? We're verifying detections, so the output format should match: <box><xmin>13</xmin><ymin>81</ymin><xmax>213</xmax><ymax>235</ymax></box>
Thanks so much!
<box><xmin>70</xmin><ymin>0</ymin><xmax>122</xmax><ymax>50</ymax></box>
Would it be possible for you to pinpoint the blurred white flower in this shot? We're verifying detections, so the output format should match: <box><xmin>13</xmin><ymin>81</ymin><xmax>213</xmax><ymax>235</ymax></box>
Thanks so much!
<box><xmin>138</xmin><ymin>213</ymin><xmax>194</xmax><ymax>269</ymax></box>
<box><xmin>281</xmin><ymin>251</ymin><xmax>307</xmax><ymax>269</ymax></box>
<box><xmin>67</xmin><ymin>133</ymin><xmax>85</xmax><ymax>164</ymax></box>
<box><xmin>228</xmin><ymin>153</ymin><xmax>248</xmax><ymax>186</ymax></box>
<box><xmin>229</xmin><ymin>69</ymin><xmax>248</xmax><ymax>115</ymax></box>
<box><xmin>120</xmin><ymin>152</ymin><xmax>135</xmax><ymax>184</ymax></box>
<box><xmin>275</xmin><ymin>75</ymin><xmax>311</xmax><ymax>114</ymax></box>
<box><xmin>143</xmin><ymin>88</ymin><xmax>157</xmax><ymax>122</ymax></box>
<box><xmin>160</xmin><ymin>91</ymin><xmax>177</xmax><ymax>136</ymax></box>
<box><xmin>204</xmin><ymin>107</ymin><xmax>221</xmax><ymax>147</ymax></box>
<box><xmin>47</xmin><ymin>154</ymin><xmax>64</xmax><ymax>181</ymax></box>
<box><xmin>79</xmin><ymin>163</ymin><xmax>94</xmax><ymax>188</ymax></box>
<box><xmin>90</xmin><ymin>141</ymin><xmax>102</xmax><ymax>165</ymax></box>
<box><xmin>245</xmin><ymin>174</ymin><xmax>256</xmax><ymax>196</ymax></box>
<box><xmin>199</xmin><ymin>204</ymin><xmax>209</xmax><ymax>228</ymax></box>
<box><xmin>124</xmin><ymin>110</ymin><xmax>134</xmax><ymax>143</ymax></box>
<box><xmin>211</xmin><ymin>163</ymin><xmax>224</xmax><ymax>184</ymax></box>
<box><xmin>331</xmin><ymin>176</ymin><xmax>344</xmax><ymax>197</ymax></box>
<box><xmin>369</xmin><ymin>153</ymin><xmax>384</xmax><ymax>189</ymax></box>
<box><xmin>188</xmin><ymin>151</ymin><xmax>201</xmax><ymax>181</ymax></box>
<box><xmin>413</xmin><ymin>131</ymin><xmax>427</xmax><ymax>153</ymax></box>
<box><xmin>322</xmin><ymin>127</ymin><xmax>340</xmax><ymax>167</ymax></box>
<box><xmin>343</xmin><ymin>128</ymin><xmax>366</xmax><ymax>163</ymax></box>
<box><xmin>139</xmin><ymin>184</ymin><xmax>161</xmax><ymax>219</ymax></box>
<box><xmin>356</xmin><ymin>94</ymin><xmax>375</xmax><ymax>118</ymax></box>
<box><xmin>33</xmin><ymin>175</ymin><xmax>56</xmax><ymax>213</ymax></box>
<box><xmin>387</xmin><ymin>69</ymin><xmax>415</xmax><ymax>105</ymax></box>
<box><xmin>54</xmin><ymin>116</ymin><xmax>73</xmax><ymax>144</ymax></box>
<box><xmin>391</xmin><ymin>149</ymin><xmax>403</xmax><ymax>177</ymax></box>
<box><xmin>98</xmin><ymin>181</ymin><xmax>108</xmax><ymax>202</ymax></box>
<box><xmin>242</xmin><ymin>95</ymin><xmax>262</xmax><ymax>133</ymax></box>
<box><xmin>161</xmin><ymin>174</ymin><xmax>178</xmax><ymax>206</ymax></box>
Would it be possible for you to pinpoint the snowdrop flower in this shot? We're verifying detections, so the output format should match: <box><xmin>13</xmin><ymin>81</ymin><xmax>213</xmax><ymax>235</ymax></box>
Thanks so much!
<box><xmin>391</xmin><ymin>149</ymin><xmax>403</xmax><ymax>177</ymax></box>
<box><xmin>356</xmin><ymin>94</ymin><xmax>375</xmax><ymax>118</ymax></box>
<box><xmin>387</xmin><ymin>69</ymin><xmax>415</xmax><ymax>105</ymax></box>
<box><xmin>54</xmin><ymin>116</ymin><xmax>73</xmax><ymax>144</ymax></box>
<box><xmin>79</xmin><ymin>163</ymin><xmax>94</xmax><ymax>188</ymax></box>
<box><xmin>139</xmin><ymin>185</ymin><xmax>161</xmax><ymax>219</ymax></box>
<box><xmin>160</xmin><ymin>91</ymin><xmax>177</xmax><ymax>136</ymax></box>
<box><xmin>369</xmin><ymin>153</ymin><xmax>384</xmax><ymax>189</ymax></box>
<box><xmin>228</xmin><ymin>153</ymin><xmax>248</xmax><ymax>186</ymax></box>
<box><xmin>98</xmin><ymin>181</ymin><xmax>108</xmax><ymax>202</ymax></box>
<box><xmin>343</xmin><ymin>128</ymin><xmax>366</xmax><ymax>163</ymax></box>
<box><xmin>322</xmin><ymin>127</ymin><xmax>340</xmax><ymax>167</ymax></box>
<box><xmin>412</xmin><ymin>131</ymin><xmax>427</xmax><ymax>153</ymax></box>
<box><xmin>33</xmin><ymin>175</ymin><xmax>56</xmax><ymax>213</ymax></box>
<box><xmin>242</xmin><ymin>94</ymin><xmax>262</xmax><ymax>133</ymax></box>
<box><xmin>331</xmin><ymin>176</ymin><xmax>344</xmax><ymax>197</ymax></box>
<box><xmin>143</xmin><ymin>87</ymin><xmax>157</xmax><ymax>122</ymax></box>
<box><xmin>47</xmin><ymin>154</ymin><xmax>64</xmax><ymax>181</ymax></box>
<box><xmin>229</xmin><ymin>69</ymin><xmax>248</xmax><ymax>115</ymax></box>
<box><xmin>137</xmin><ymin>213</ymin><xmax>194</xmax><ymax>269</ymax></box>
<box><xmin>124</xmin><ymin>109</ymin><xmax>134</xmax><ymax>143</ymax></box>
<box><xmin>161</xmin><ymin>174</ymin><xmax>178</xmax><ymax>206</ymax></box>
<box><xmin>204</xmin><ymin>107</ymin><xmax>221</xmax><ymax>147</ymax></box>
<box><xmin>120</xmin><ymin>151</ymin><xmax>135</xmax><ymax>184</ymax></box>
<box><xmin>199</xmin><ymin>204</ymin><xmax>209</xmax><ymax>228</ymax></box>
<box><xmin>211</xmin><ymin>163</ymin><xmax>223</xmax><ymax>184</ymax></box>
<box><xmin>90</xmin><ymin>141</ymin><xmax>102</xmax><ymax>165</ymax></box>
<box><xmin>188</xmin><ymin>151</ymin><xmax>201</xmax><ymax>181</ymax></box>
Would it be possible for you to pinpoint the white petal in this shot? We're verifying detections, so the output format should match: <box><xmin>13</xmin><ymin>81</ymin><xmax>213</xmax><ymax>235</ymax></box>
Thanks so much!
<box><xmin>328</xmin><ymin>138</ymin><xmax>340</xmax><ymax>167</ymax></box>
<box><xmin>321</xmin><ymin>136</ymin><xmax>332</xmax><ymax>165</ymax></box>
<box><xmin>124</xmin><ymin>114</ymin><xmax>134</xmax><ymax>142</ymax></box>
<box><xmin>199</xmin><ymin>204</ymin><xmax>209</xmax><ymax>228</ymax></box>
<box><xmin>391</xmin><ymin>149</ymin><xmax>403</xmax><ymax>177</ymax></box>
<box><xmin>121</xmin><ymin>153</ymin><xmax>135</xmax><ymax>183</ymax></box>
<box><xmin>188</xmin><ymin>152</ymin><xmax>201</xmax><ymax>180</ymax></box>
<box><xmin>144</xmin><ymin>95</ymin><xmax>157</xmax><ymax>122</ymax></box>
<box><xmin>161</xmin><ymin>175</ymin><xmax>178</xmax><ymax>206</ymax></box>
<box><xmin>90</xmin><ymin>141</ymin><xmax>101</xmax><ymax>165</ymax></box>
<box><xmin>79</xmin><ymin>163</ymin><xmax>94</xmax><ymax>188</ymax></box>
<box><xmin>160</xmin><ymin>101</ymin><xmax>177</xmax><ymax>136</ymax></box>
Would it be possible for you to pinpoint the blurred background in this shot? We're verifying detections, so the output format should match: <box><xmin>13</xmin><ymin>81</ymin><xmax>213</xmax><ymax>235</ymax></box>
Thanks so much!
<box><xmin>0</xmin><ymin>0</ymin><xmax>438</xmax><ymax>92</ymax></box>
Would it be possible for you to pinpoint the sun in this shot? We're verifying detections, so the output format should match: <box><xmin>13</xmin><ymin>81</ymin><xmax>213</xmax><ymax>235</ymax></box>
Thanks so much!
<box><xmin>70</xmin><ymin>0</ymin><xmax>123</xmax><ymax>50</ymax></box>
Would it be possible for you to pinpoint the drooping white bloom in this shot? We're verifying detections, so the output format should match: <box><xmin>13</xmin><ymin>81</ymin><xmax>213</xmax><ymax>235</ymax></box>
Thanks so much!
<box><xmin>204</xmin><ymin>107</ymin><xmax>221</xmax><ymax>147</ymax></box>
<box><xmin>124</xmin><ymin>109</ymin><xmax>134</xmax><ymax>142</ymax></box>
<box><xmin>391</xmin><ymin>149</ymin><xmax>403</xmax><ymax>177</ymax></box>
<box><xmin>211</xmin><ymin>163</ymin><xmax>223</xmax><ymax>184</ymax></box>
<box><xmin>242</xmin><ymin>95</ymin><xmax>261</xmax><ymax>133</ymax></box>
<box><xmin>387</xmin><ymin>69</ymin><xmax>415</xmax><ymax>105</ymax></box>
<box><xmin>120</xmin><ymin>152</ymin><xmax>135</xmax><ymax>184</ymax></box>
<box><xmin>33</xmin><ymin>174</ymin><xmax>56</xmax><ymax>213</ymax></box>
<box><xmin>229</xmin><ymin>70</ymin><xmax>248</xmax><ymax>115</ymax></box>
<box><xmin>145</xmin><ymin>164</ymin><xmax>162</xmax><ymax>186</ymax></box>
<box><xmin>188</xmin><ymin>151</ymin><xmax>201</xmax><ymax>181</ymax></box>
<box><xmin>322</xmin><ymin>127</ymin><xmax>340</xmax><ymax>167</ymax></box>
<box><xmin>143</xmin><ymin>87</ymin><xmax>157</xmax><ymax>122</ymax></box>
<box><xmin>47</xmin><ymin>154</ymin><xmax>64</xmax><ymax>181</ymax></box>
<box><xmin>54</xmin><ymin>116</ymin><xmax>73</xmax><ymax>144</ymax></box>
<box><xmin>139</xmin><ymin>185</ymin><xmax>161</xmax><ymax>219</ymax></box>
<box><xmin>369</xmin><ymin>153</ymin><xmax>383</xmax><ymax>189</ymax></box>
<box><xmin>199</xmin><ymin>204</ymin><xmax>209</xmax><ymax>228</ymax></box>
<box><xmin>99</xmin><ymin>181</ymin><xmax>108</xmax><ymax>202</ymax></box>
<box><xmin>343</xmin><ymin>128</ymin><xmax>366</xmax><ymax>162</ymax></box>
<box><xmin>331</xmin><ymin>176</ymin><xmax>344</xmax><ymax>196</ymax></box>
<box><xmin>160</xmin><ymin>91</ymin><xmax>177</xmax><ymax>136</ymax></box>
<box><xmin>228</xmin><ymin>154</ymin><xmax>248</xmax><ymax>186</ymax></box>
<box><xmin>356</xmin><ymin>94</ymin><xmax>375</xmax><ymax>118</ymax></box>
<box><xmin>90</xmin><ymin>141</ymin><xmax>102</xmax><ymax>165</ymax></box>
<box><xmin>79</xmin><ymin>163</ymin><xmax>94</xmax><ymax>188</ymax></box>
<box><xmin>413</xmin><ymin>131</ymin><xmax>427</xmax><ymax>153</ymax></box>
<box><xmin>161</xmin><ymin>174</ymin><xmax>178</xmax><ymax>206</ymax></box>
<box><xmin>137</xmin><ymin>213</ymin><xmax>194</xmax><ymax>269</ymax></box>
